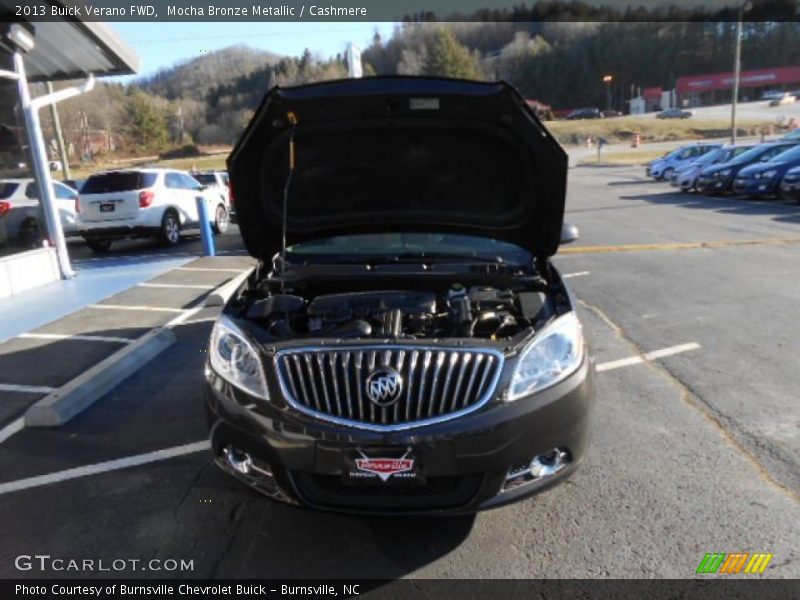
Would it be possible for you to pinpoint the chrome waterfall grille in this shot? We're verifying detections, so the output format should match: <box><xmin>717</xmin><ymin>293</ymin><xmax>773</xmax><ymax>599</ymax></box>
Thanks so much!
<box><xmin>275</xmin><ymin>347</ymin><xmax>504</xmax><ymax>430</ymax></box>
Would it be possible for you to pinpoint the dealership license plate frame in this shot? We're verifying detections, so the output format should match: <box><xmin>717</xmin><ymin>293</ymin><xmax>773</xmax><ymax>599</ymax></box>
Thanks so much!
<box><xmin>342</xmin><ymin>447</ymin><xmax>424</xmax><ymax>486</ymax></box>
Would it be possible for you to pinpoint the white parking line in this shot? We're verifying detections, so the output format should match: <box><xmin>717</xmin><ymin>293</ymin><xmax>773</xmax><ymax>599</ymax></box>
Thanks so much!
<box><xmin>596</xmin><ymin>342</ymin><xmax>701</xmax><ymax>372</ymax></box>
<box><xmin>0</xmin><ymin>383</ymin><xmax>56</xmax><ymax>394</ymax></box>
<box><xmin>18</xmin><ymin>333</ymin><xmax>133</xmax><ymax>344</ymax></box>
<box><xmin>176</xmin><ymin>267</ymin><xmax>248</xmax><ymax>273</ymax></box>
<box><xmin>563</xmin><ymin>271</ymin><xmax>590</xmax><ymax>279</ymax></box>
<box><xmin>0</xmin><ymin>441</ymin><xmax>210</xmax><ymax>496</ymax></box>
<box><xmin>0</xmin><ymin>418</ymin><xmax>25</xmax><ymax>444</ymax></box>
<box><xmin>138</xmin><ymin>283</ymin><xmax>213</xmax><ymax>290</ymax></box>
<box><xmin>89</xmin><ymin>304</ymin><xmax>185</xmax><ymax>314</ymax></box>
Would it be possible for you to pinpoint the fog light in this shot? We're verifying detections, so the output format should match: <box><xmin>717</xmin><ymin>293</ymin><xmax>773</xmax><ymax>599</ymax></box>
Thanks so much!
<box><xmin>223</xmin><ymin>445</ymin><xmax>253</xmax><ymax>475</ymax></box>
<box><xmin>530</xmin><ymin>449</ymin><xmax>570</xmax><ymax>478</ymax></box>
<box><xmin>502</xmin><ymin>447</ymin><xmax>572</xmax><ymax>492</ymax></box>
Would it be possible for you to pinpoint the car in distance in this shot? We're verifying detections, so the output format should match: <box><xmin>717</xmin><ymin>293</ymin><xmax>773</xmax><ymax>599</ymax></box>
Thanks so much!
<box><xmin>779</xmin><ymin>165</ymin><xmax>800</xmax><ymax>201</ymax></box>
<box><xmin>761</xmin><ymin>90</ymin><xmax>785</xmax><ymax>101</ymax></box>
<box><xmin>77</xmin><ymin>168</ymin><xmax>230</xmax><ymax>252</ymax></box>
<box><xmin>696</xmin><ymin>141</ymin><xmax>799</xmax><ymax>195</ymax></box>
<box><xmin>673</xmin><ymin>145</ymin><xmax>754</xmax><ymax>192</ymax></box>
<box><xmin>733</xmin><ymin>144</ymin><xmax>800</xmax><ymax>198</ymax></box>
<box><xmin>0</xmin><ymin>178</ymin><xmax>78</xmax><ymax>249</ymax></box>
<box><xmin>204</xmin><ymin>77</ymin><xmax>596</xmax><ymax>515</ymax></box>
<box><xmin>769</xmin><ymin>93</ymin><xmax>796</xmax><ymax>107</ymax></box>
<box><xmin>192</xmin><ymin>170</ymin><xmax>234</xmax><ymax>221</ymax></box>
<box><xmin>656</xmin><ymin>108</ymin><xmax>695</xmax><ymax>119</ymax></box>
<box><xmin>566</xmin><ymin>107</ymin><xmax>602</xmax><ymax>120</ymax></box>
<box><xmin>647</xmin><ymin>143</ymin><xmax>720</xmax><ymax>180</ymax></box>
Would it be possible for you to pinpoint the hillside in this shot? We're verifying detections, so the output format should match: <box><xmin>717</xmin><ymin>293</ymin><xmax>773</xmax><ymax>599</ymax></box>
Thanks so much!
<box><xmin>136</xmin><ymin>45</ymin><xmax>283</xmax><ymax>100</ymax></box>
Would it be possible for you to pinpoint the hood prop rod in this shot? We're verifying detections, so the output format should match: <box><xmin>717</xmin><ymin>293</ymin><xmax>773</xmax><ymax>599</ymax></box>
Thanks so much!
<box><xmin>280</xmin><ymin>113</ymin><xmax>298</xmax><ymax>291</ymax></box>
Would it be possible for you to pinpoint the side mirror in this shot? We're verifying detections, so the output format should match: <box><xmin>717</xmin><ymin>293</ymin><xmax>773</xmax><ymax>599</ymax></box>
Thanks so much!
<box><xmin>561</xmin><ymin>222</ymin><xmax>579</xmax><ymax>245</ymax></box>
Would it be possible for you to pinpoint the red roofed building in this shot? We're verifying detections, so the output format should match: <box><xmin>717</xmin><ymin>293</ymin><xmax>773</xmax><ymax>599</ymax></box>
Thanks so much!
<box><xmin>677</xmin><ymin>65</ymin><xmax>800</xmax><ymax>106</ymax></box>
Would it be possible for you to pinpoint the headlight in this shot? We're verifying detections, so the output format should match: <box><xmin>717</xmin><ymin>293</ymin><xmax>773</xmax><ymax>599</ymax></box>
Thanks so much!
<box><xmin>209</xmin><ymin>315</ymin><xmax>269</xmax><ymax>398</ymax></box>
<box><xmin>717</xmin><ymin>169</ymin><xmax>732</xmax><ymax>177</ymax></box>
<box><xmin>757</xmin><ymin>169</ymin><xmax>777</xmax><ymax>179</ymax></box>
<box><xmin>507</xmin><ymin>312</ymin><xmax>585</xmax><ymax>402</ymax></box>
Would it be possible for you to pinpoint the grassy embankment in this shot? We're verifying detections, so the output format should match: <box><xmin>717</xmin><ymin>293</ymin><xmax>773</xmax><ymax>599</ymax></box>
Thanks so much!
<box><xmin>548</xmin><ymin>116</ymin><xmax>773</xmax><ymax>165</ymax></box>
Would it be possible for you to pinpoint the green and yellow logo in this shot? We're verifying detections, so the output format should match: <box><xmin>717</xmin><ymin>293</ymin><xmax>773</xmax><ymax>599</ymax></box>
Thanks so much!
<box><xmin>696</xmin><ymin>552</ymin><xmax>773</xmax><ymax>574</ymax></box>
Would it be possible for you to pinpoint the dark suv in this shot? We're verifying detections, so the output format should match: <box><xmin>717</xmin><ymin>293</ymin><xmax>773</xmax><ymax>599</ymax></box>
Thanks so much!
<box><xmin>203</xmin><ymin>77</ymin><xmax>596</xmax><ymax>515</ymax></box>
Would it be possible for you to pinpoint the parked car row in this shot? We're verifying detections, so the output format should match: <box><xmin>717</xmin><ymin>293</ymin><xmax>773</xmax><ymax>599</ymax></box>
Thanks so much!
<box><xmin>0</xmin><ymin>167</ymin><xmax>231</xmax><ymax>253</ymax></box>
<box><xmin>647</xmin><ymin>132</ymin><xmax>800</xmax><ymax>201</ymax></box>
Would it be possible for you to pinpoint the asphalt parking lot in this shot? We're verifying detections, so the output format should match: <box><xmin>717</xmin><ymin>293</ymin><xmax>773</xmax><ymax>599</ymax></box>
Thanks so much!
<box><xmin>1</xmin><ymin>167</ymin><xmax>799</xmax><ymax>579</ymax></box>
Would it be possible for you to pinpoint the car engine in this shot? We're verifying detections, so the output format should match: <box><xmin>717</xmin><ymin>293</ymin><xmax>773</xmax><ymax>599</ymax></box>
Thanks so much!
<box><xmin>245</xmin><ymin>284</ymin><xmax>554</xmax><ymax>341</ymax></box>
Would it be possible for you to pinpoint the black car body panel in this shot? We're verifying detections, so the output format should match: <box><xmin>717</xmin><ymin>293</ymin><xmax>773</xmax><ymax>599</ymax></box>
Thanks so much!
<box><xmin>208</xmin><ymin>77</ymin><xmax>594</xmax><ymax>514</ymax></box>
<box><xmin>228</xmin><ymin>77</ymin><xmax>568</xmax><ymax>261</ymax></box>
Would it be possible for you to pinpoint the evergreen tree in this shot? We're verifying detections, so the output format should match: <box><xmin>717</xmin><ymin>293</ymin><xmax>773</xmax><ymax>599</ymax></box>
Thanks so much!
<box><xmin>422</xmin><ymin>28</ymin><xmax>483</xmax><ymax>79</ymax></box>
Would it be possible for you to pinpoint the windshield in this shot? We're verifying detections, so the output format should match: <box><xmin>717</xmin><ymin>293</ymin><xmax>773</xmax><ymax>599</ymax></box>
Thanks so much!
<box><xmin>729</xmin><ymin>144</ymin><xmax>795</xmax><ymax>165</ymax></box>
<box><xmin>764</xmin><ymin>145</ymin><xmax>800</xmax><ymax>163</ymax></box>
<box><xmin>286</xmin><ymin>233</ymin><xmax>532</xmax><ymax>265</ymax></box>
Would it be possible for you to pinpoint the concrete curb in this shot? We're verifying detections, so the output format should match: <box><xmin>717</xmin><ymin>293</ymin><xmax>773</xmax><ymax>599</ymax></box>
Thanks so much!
<box><xmin>24</xmin><ymin>327</ymin><xmax>177</xmax><ymax>427</ymax></box>
<box><xmin>204</xmin><ymin>268</ymin><xmax>252</xmax><ymax>307</ymax></box>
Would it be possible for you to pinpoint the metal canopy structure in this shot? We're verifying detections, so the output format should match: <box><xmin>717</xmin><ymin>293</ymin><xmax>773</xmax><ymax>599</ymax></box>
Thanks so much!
<box><xmin>18</xmin><ymin>20</ymin><xmax>140</xmax><ymax>82</ymax></box>
<box><xmin>0</xmin><ymin>2</ymin><xmax>138</xmax><ymax>285</ymax></box>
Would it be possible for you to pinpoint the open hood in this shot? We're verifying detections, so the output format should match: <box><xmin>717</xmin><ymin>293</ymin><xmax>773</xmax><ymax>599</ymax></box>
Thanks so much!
<box><xmin>228</xmin><ymin>77</ymin><xmax>568</xmax><ymax>261</ymax></box>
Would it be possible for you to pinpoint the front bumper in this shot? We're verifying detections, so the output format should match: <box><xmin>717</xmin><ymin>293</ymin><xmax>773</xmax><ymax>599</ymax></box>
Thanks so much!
<box><xmin>780</xmin><ymin>178</ymin><xmax>800</xmax><ymax>200</ymax></box>
<box><xmin>732</xmin><ymin>176</ymin><xmax>779</xmax><ymax>196</ymax></box>
<box><xmin>696</xmin><ymin>174</ymin><xmax>733</xmax><ymax>194</ymax></box>
<box><xmin>204</xmin><ymin>357</ymin><xmax>595</xmax><ymax>515</ymax></box>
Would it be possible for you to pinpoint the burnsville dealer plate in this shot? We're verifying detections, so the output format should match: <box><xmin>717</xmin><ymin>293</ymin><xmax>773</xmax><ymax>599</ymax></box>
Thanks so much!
<box><xmin>343</xmin><ymin>447</ymin><xmax>423</xmax><ymax>485</ymax></box>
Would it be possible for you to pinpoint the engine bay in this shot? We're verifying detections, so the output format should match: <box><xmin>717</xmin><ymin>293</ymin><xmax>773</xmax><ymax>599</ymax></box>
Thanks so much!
<box><xmin>243</xmin><ymin>283</ymin><xmax>555</xmax><ymax>341</ymax></box>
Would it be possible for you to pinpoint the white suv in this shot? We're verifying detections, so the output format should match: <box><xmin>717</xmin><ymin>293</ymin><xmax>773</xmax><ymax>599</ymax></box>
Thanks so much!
<box><xmin>77</xmin><ymin>168</ymin><xmax>230</xmax><ymax>252</ymax></box>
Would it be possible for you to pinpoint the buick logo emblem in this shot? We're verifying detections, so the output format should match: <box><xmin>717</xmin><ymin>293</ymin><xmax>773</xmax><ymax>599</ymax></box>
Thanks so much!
<box><xmin>365</xmin><ymin>368</ymin><xmax>403</xmax><ymax>407</ymax></box>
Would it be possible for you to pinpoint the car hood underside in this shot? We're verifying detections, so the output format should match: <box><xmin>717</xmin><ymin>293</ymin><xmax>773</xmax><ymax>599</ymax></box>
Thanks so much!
<box><xmin>228</xmin><ymin>76</ymin><xmax>569</xmax><ymax>261</ymax></box>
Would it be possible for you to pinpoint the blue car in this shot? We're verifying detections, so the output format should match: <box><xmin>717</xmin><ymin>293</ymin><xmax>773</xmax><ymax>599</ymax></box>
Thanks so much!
<box><xmin>779</xmin><ymin>165</ymin><xmax>800</xmax><ymax>201</ymax></box>
<box><xmin>647</xmin><ymin>143</ymin><xmax>720</xmax><ymax>180</ymax></box>
<box><xmin>696</xmin><ymin>141</ymin><xmax>799</xmax><ymax>195</ymax></box>
<box><xmin>733</xmin><ymin>144</ymin><xmax>800</xmax><ymax>198</ymax></box>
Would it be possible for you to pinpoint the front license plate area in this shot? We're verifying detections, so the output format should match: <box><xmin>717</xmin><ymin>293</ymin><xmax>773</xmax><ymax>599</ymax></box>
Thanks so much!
<box><xmin>343</xmin><ymin>447</ymin><xmax>423</xmax><ymax>485</ymax></box>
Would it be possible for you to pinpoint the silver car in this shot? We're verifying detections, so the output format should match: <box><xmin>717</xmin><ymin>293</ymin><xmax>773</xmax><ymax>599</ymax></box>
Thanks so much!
<box><xmin>674</xmin><ymin>146</ymin><xmax>754</xmax><ymax>192</ymax></box>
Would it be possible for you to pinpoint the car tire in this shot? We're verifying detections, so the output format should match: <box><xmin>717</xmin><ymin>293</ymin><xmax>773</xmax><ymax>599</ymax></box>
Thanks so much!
<box><xmin>212</xmin><ymin>204</ymin><xmax>229</xmax><ymax>235</ymax></box>
<box><xmin>86</xmin><ymin>239</ymin><xmax>112</xmax><ymax>253</ymax></box>
<box><xmin>661</xmin><ymin>168</ymin><xmax>674</xmax><ymax>181</ymax></box>
<box><xmin>17</xmin><ymin>218</ymin><xmax>42</xmax><ymax>249</ymax></box>
<box><xmin>159</xmin><ymin>210</ymin><xmax>181</xmax><ymax>247</ymax></box>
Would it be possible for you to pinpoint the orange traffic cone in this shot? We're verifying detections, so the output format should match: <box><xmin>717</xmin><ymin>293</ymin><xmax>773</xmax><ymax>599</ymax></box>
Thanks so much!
<box><xmin>631</xmin><ymin>133</ymin><xmax>640</xmax><ymax>148</ymax></box>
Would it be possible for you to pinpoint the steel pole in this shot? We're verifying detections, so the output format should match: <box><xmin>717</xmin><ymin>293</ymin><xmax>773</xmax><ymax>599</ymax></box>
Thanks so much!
<box><xmin>46</xmin><ymin>81</ymin><xmax>71</xmax><ymax>180</ymax></box>
<box><xmin>731</xmin><ymin>15</ymin><xmax>743</xmax><ymax>144</ymax></box>
<box><xmin>15</xmin><ymin>53</ymin><xmax>75</xmax><ymax>278</ymax></box>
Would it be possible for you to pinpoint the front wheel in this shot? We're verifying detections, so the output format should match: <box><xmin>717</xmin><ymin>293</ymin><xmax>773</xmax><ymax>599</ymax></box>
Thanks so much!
<box><xmin>212</xmin><ymin>204</ymin><xmax>229</xmax><ymax>235</ymax></box>
<box><xmin>661</xmin><ymin>167</ymin><xmax>674</xmax><ymax>181</ymax></box>
<box><xmin>159</xmin><ymin>211</ymin><xmax>181</xmax><ymax>247</ymax></box>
